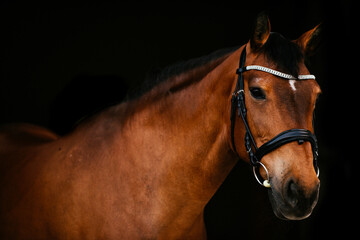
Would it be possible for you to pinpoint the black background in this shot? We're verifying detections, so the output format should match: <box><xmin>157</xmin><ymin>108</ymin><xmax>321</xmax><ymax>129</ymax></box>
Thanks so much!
<box><xmin>0</xmin><ymin>1</ymin><xmax>356</xmax><ymax>239</ymax></box>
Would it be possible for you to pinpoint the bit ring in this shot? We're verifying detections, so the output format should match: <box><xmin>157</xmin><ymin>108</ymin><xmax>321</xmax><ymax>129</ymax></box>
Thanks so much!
<box><xmin>253</xmin><ymin>162</ymin><xmax>271</xmax><ymax>188</ymax></box>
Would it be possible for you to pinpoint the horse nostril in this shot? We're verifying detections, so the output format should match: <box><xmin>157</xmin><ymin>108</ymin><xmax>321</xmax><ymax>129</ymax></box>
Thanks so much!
<box><xmin>285</xmin><ymin>179</ymin><xmax>299</xmax><ymax>208</ymax></box>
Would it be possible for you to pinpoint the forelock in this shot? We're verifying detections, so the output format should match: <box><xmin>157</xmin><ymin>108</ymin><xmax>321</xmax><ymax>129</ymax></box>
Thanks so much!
<box><xmin>259</xmin><ymin>32</ymin><xmax>304</xmax><ymax>77</ymax></box>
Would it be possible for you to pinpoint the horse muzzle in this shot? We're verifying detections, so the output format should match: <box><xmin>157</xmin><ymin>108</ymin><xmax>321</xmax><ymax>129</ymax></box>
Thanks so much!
<box><xmin>268</xmin><ymin>177</ymin><xmax>320</xmax><ymax>220</ymax></box>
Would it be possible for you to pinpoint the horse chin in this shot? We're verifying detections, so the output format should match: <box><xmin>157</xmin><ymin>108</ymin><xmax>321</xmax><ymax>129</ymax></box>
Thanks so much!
<box><xmin>267</xmin><ymin>188</ymin><xmax>315</xmax><ymax>221</ymax></box>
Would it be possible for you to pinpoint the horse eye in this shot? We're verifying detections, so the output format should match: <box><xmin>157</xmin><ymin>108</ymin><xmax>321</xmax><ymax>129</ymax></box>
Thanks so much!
<box><xmin>250</xmin><ymin>87</ymin><xmax>266</xmax><ymax>100</ymax></box>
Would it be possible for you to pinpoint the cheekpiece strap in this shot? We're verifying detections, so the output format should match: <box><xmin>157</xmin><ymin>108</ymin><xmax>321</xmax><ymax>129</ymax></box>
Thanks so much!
<box><xmin>230</xmin><ymin>46</ymin><xmax>258</xmax><ymax>164</ymax></box>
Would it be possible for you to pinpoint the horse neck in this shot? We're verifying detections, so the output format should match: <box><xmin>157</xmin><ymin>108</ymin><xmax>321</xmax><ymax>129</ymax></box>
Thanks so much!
<box><xmin>123</xmin><ymin>49</ymin><xmax>241</xmax><ymax>203</ymax></box>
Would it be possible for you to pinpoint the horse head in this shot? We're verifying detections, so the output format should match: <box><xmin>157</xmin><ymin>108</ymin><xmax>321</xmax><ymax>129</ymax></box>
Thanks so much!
<box><xmin>231</xmin><ymin>13</ymin><xmax>322</xmax><ymax>220</ymax></box>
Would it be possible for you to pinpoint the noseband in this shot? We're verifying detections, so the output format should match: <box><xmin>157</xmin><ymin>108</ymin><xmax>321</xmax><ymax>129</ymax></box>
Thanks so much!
<box><xmin>230</xmin><ymin>46</ymin><xmax>319</xmax><ymax>188</ymax></box>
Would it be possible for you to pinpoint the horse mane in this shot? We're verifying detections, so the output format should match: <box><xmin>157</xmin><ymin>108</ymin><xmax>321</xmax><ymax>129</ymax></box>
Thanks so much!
<box><xmin>259</xmin><ymin>32</ymin><xmax>304</xmax><ymax>77</ymax></box>
<box><xmin>71</xmin><ymin>47</ymin><xmax>237</xmax><ymax>129</ymax></box>
<box><xmin>127</xmin><ymin>47</ymin><xmax>238</xmax><ymax>100</ymax></box>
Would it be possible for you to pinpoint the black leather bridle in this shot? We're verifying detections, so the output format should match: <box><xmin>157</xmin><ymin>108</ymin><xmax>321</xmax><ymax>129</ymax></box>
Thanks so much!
<box><xmin>230</xmin><ymin>46</ymin><xmax>319</xmax><ymax>187</ymax></box>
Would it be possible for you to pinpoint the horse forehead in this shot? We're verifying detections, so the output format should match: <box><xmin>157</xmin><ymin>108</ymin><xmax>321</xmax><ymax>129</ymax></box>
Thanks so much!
<box><xmin>272</xmin><ymin>79</ymin><xmax>317</xmax><ymax>118</ymax></box>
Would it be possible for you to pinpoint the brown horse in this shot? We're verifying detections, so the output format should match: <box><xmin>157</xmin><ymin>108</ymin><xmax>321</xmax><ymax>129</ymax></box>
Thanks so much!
<box><xmin>0</xmin><ymin>14</ymin><xmax>321</xmax><ymax>239</ymax></box>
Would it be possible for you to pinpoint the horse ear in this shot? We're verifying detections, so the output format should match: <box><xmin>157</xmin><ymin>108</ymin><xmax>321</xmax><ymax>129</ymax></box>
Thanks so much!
<box><xmin>250</xmin><ymin>12</ymin><xmax>271</xmax><ymax>51</ymax></box>
<box><xmin>295</xmin><ymin>24</ymin><xmax>322</xmax><ymax>56</ymax></box>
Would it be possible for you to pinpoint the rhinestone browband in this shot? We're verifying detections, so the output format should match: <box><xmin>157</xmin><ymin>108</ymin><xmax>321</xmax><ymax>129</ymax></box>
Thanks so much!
<box><xmin>245</xmin><ymin>65</ymin><xmax>316</xmax><ymax>80</ymax></box>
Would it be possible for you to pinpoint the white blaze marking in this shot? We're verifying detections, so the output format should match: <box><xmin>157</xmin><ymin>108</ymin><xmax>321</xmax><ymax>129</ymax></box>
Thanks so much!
<box><xmin>289</xmin><ymin>80</ymin><xmax>296</xmax><ymax>91</ymax></box>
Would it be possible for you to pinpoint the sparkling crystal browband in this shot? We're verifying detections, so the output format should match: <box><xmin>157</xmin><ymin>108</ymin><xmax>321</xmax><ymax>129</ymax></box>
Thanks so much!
<box><xmin>245</xmin><ymin>65</ymin><xmax>316</xmax><ymax>80</ymax></box>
